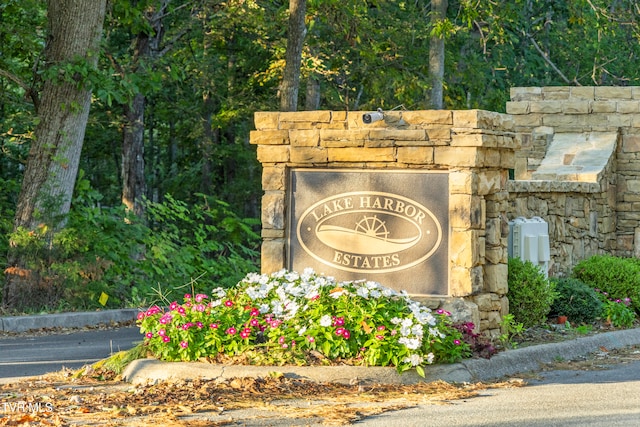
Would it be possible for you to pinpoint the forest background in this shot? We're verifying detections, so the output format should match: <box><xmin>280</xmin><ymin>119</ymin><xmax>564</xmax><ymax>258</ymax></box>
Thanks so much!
<box><xmin>1</xmin><ymin>0</ymin><xmax>639</xmax><ymax>313</ymax></box>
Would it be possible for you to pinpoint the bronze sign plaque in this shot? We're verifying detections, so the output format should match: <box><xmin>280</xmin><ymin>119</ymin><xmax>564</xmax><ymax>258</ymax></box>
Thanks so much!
<box><xmin>288</xmin><ymin>169</ymin><xmax>449</xmax><ymax>296</ymax></box>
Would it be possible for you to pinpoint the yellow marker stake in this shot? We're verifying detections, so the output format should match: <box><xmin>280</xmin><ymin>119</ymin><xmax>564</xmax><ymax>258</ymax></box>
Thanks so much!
<box><xmin>99</xmin><ymin>292</ymin><xmax>109</xmax><ymax>306</ymax></box>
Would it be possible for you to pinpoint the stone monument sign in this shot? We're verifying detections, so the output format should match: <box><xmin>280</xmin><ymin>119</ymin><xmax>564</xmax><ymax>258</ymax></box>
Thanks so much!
<box><xmin>251</xmin><ymin>109</ymin><xmax>517</xmax><ymax>336</ymax></box>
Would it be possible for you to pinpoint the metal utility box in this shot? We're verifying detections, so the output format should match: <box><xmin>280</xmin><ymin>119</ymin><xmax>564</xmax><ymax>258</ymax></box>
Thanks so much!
<box><xmin>508</xmin><ymin>216</ymin><xmax>550</xmax><ymax>277</ymax></box>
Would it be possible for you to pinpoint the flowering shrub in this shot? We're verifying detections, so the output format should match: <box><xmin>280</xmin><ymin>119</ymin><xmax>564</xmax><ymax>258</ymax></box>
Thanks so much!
<box><xmin>596</xmin><ymin>289</ymin><xmax>636</xmax><ymax>328</ymax></box>
<box><xmin>137</xmin><ymin>269</ymin><xmax>470</xmax><ymax>376</ymax></box>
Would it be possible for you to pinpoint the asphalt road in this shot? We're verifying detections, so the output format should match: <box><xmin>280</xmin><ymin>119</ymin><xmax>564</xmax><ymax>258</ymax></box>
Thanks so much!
<box><xmin>0</xmin><ymin>326</ymin><xmax>141</xmax><ymax>379</ymax></box>
<box><xmin>356</xmin><ymin>360</ymin><xmax>640</xmax><ymax>427</ymax></box>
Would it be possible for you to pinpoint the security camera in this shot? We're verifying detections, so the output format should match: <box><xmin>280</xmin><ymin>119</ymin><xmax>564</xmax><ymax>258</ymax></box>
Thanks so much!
<box><xmin>362</xmin><ymin>108</ymin><xmax>384</xmax><ymax>124</ymax></box>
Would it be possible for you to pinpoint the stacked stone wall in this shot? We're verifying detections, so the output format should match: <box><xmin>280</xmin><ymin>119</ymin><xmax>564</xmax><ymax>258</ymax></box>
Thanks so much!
<box><xmin>507</xmin><ymin>86</ymin><xmax>640</xmax><ymax>274</ymax></box>
<box><xmin>251</xmin><ymin>110</ymin><xmax>518</xmax><ymax>338</ymax></box>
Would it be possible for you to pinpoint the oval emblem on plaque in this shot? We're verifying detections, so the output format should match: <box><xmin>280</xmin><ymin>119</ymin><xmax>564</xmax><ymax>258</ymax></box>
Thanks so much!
<box><xmin>296</xmin><ymin>191</ymin><xmax>443</xmax><ymax>273</ymax></box>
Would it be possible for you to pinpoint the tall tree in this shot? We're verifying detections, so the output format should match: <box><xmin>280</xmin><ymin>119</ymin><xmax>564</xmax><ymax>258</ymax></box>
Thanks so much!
<box><xmin>428</xmin><ymin>0</ymin><xmax>447</xmax><ymax>109</ymax></box>
<box><xmin>280</xmin><ymin>0</ymin><xmax>307</xmax><ymax>111</ymax></box>
<box><xmin>4</xmin><ymin>0</ymin><xmax>107</xmax><ymax>308</ymax></box>
<box><xmin>120</xmin><ymin>0</ymin><xmax>171</xmax><ymax>218</ymax></box>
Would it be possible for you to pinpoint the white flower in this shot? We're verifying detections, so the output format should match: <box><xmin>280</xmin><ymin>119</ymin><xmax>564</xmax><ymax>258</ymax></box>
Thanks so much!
<box><xmin>411</xmin><ymin>324</ymin><xmax>424</xmax><ymax>337</ymax></box>
<box><xmin>398</xmin><ymin>337</ymin><xmax>421</xmax><ymax>350</ymax></box>
<box><xmin>284</xmin><ymin>301</ymin><xmax>300</xmax><ymax>318</ymax></box>
<box><xmin>365</xmin><ymin>280</ymin><xmax>379</xmax><ymax>290</ymax></box>
<box><xmin>319</xmin><ymin>315</ymin><xmax>332</xmax><ymax>327</ymax></box>
<box><xmin>425</xmin><ymin>353</ymin><xmax>435</xmax><ymax>364</ymax></box>
<box><xmin>402</xmin><ymin>354</ymin><xmax>423</xmax><ymax>366</ymax></box>
<box><xmin>369</xmin><ymin>289</ymin><xmax>381</xmax><ymax>298</ymax></box>
<box><xmin>298</xmin><ymin>326</ymin><xmax>307</xmax><ymax>336</ymax></box>
<box><xmin>429</xmin><ymin>327</ymin><xmax>445</xmax><ymax>339</ymax></box>
<box><xmin>285</xmin><ymin>271</ymin><xmax>299</xmax><ymax>282</ymax></box>
<box><xmin>305</xmin><ymin>290</ymin><xmax>320</xmax><ymax>300</ymax></box>
<box><xmin>273</xmin><ymin>269</ymin><xmax>287</xmax><ymax>279</ymax></box>
<box><xmin>390</xmin><ymin>317</ymin><xmax>402</xmax><ymax>325</ymax></box>
<box><xmin>356</xmin><ymin>286</ymin><xmax>369</xmax><ymax>298</ymax></box>
<box><xmin>330</xmin><ymin>289</ymin><xmax>348</xmax><ymax>298</ymax></box>
<box><xmin>211</xmin><ymin>287</ymin><xmax>226</xmax><ymax>298</ymax></box>
<box><xmin>259</xmin><ymin>303</ymin><xmax>270</xmax><ymax>313</ymax></box>
<box><xmin>382</xmin><ymin>288</ymin><xmax>395</xmax><ymax>297</ymax></box>
<box><xmin>271</xmin><ymin>301</ymin><xmax>284</xmax><ymax>316</ymax></box>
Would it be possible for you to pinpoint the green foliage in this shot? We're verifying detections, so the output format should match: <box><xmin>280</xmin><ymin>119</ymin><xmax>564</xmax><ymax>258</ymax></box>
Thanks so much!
<box><xmin>498</xmin><ymin>313</ymin><xmax>524</xmax><ymax>349</ymax></box>
<box><xmin>507</xmin><ymin>257</ymin><xmax>557</xmax><ymax>328</ymax></box>
<box><xmin>137</xmin><ymin>269</ymin><xmax>470</xmax><ymax>374</ymax></box>
<box><xmin>600</xmin><ymin>299</ymin><xmax>635</xmax><ymax>328</ymax></box>
<box><xmin>0</xmin><ymin>177</ymin><xmax>19</xmax><ymax>269</ymax></box>
<box><xmin>2</xmin><ymin>175</ymin><xmax>260</xmax><ymax>311</ymax></box>
<box><xmin>138</xmin><ymin>193</ymin><xmax>260</xmax><ymax>299</ymax></box>
<box><xmin>572</xmin><ymin>255</ymin><xmax>640</xmax><ymax>314</ymax></box>
<box><xmin>549</xmin><ymin>278</ymin><xmax>603</xmax><ymax>324</ymax></box>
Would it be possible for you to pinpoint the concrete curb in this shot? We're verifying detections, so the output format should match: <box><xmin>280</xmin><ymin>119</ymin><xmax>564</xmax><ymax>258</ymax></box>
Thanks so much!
<box><xmin>122</xmin><ymin>327</ymin><xmax>640</xmax><ymax>385</ymax></box>
<box><xmin>0</xmin><ymin>309</ymin><xmax>139</xmax><ymax>333</ymax></box>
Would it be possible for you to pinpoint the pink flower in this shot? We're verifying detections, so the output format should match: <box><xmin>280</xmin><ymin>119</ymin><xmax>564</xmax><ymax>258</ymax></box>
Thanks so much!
<box><xmin>145</xmin><ymin>332</ymin><xmax>153</xmax><ymax>339</ymax></box>
<box><xmin>270</xmin><ymin>320</ymin><xmax>281</xmax><ymax>328</ymax></box>
<box><xmin>162</xmin><ymin>336</ymin><xmax>170</xmax><ymax>343</ymax></box>
<box><xmin>454</xmin><ymin>339</ymin><xmax>461</xmax><ymax>345</ymax></box>
<box><xmin>195</xmin><ymin>294</ymin><xmax>208</xmax><ymax>303</ymax></box>
<box><xmin>249</xmin><ymin>308</ymin><xmax>260</xmax><ymax>317</ymax></box>
<box><xmin>226</xmin><ymin>327</ymin><xmax>237</xmax><ymax>335</ymax></box>
<box><xmin>376</xmin><ymin>335</ymin><xmax>384</xmax><ymax>340</ymax></box>
<box><xmin>333</xmin><ymin>316</ymin><xmax>345</xmax><ymax>326</ymax></box>
<box><xmin>196</xmin><ymin>322</ymin><xmax>204</xmax><ymax>329</ymax></box>
<box><xmin>177</xmin><ymin>307</ymin><xmax>186</xmax><ymax>315</ymax></box>
<box><xmin>180</xmin><ymin>341</ymin><xmax>188</xmax><ymax>348</ymax></box>
<box><xmin>145</xmin><ymin>305</ymin><xmax>161</xmax><ymax>316</ymax></box>
<box><xmin>184</xmin><ymin>293</ymin><xmax>192</xmax><ymax>300</ymax></box>
<box><xmin>240</xmin><ymin>331</ymin><xmax>250</xmax><ymax>339</ymax></box>
<box><xmin>281</xmin><ymin>343</ymin><xmax>289</xmax><ymax>349</ymax></box>
<box><xmin>169</xmin><ymin>301</ymin><xmax>179</xmax><ymax>311</ymax></box>
<box><xmin>376</xmin><ymin>325</ymin><xmax>386</xmax><ymax>331</ymax></box>
<box><xmin>249</xmin><ymin>318</ymin><xmax>260</xmax><ymax>327</ymax></box>
<box><xmin>342</xmin><ymin>329</ymin><xmax>351</xmax><ymax>339</ymax></box>
<box><xmin>210</xmin><ymin>323</ymin><xmax>219</xmax><ymax>329</ymax></box>
<box><xmin>278</xmin><ymin>336</ymin><xmax>286</xmax><ymax>344</ymax></box>
<box><xmin>335</xmin><ymin>327</ymin><xmax>345</xmax><ymax>336</ymax></box>
<box><xmin>195</xmin><ymin>304</ymin><xmax>205</xmax><ymax>312</ymax></box>
<box><xmin>390</xmin><ymin>329</ymin><xmax>397</xmax><ymax>336</ymax></box>
<box><xmin>224</xmin><ymin>300</ymin><xmax>234</xmax><ymax>307</ymax></box>
<box><xmin>307</xmin><ymin>336</ymin><xmax>315</xmax><ymax>343</ymax></box>
<box><xmin>158</xmin><ymin>329</ymin><xmax>166</xmax><ymax>336</ymax></box>
<box><xmin>137</xmin><ymin>312</ymin><xmax>146</xmax><ymax>320</ymax></box>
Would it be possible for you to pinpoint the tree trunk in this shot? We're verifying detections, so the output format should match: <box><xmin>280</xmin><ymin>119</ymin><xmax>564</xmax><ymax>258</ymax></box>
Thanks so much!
<box><xmin>279</xmin><ymin>0</ymin><xmax>307</xmax><ymax>112</ymax></box>
<box><xmin>427</xmin><ymin>0</ymin><xmax>447</xmax><ymax>109</ymax></box>
<box><xmin>122</xmin><ymin>92</ymin><xmax>147</xmax><ymax>217</ymax></box>
<box><xmin>121</xmin><ymin>1</ymin><xmax>169</xmax><ymax>217</ymax></box>
<box><xmin>4</xmin><ymin>0</ymin><xmax>107</xmax><ymax>309</ymax></box>
<box><xmin>305</xmin><ymin>73</ymin><xmax>321</xmax><ymax>110</ymax></box>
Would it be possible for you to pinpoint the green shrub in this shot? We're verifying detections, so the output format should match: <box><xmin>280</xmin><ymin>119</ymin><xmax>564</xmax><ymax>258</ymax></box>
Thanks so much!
<box><xmin>549</xmin><ymin>278</ymin><xmax>603</xmax><ymax>324</ymax></box>
<box><xmin>507</xmin><ymin>257</ymin><xmax>557</xmax><ymax>328</ymax></box>
<box><xmin>601</xmin><ymin>299</ymin><xmax>635</xmax><ymax>328</ymax></box>
<box><xmin>3</xmin><ymin>178</ymin><xmax>260</xmax><ymax>312</ymax></box>
<box><xmin>572</xmin><ymin>255</ymin><xmax>640</xmax><ymax>314</ymax></box>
